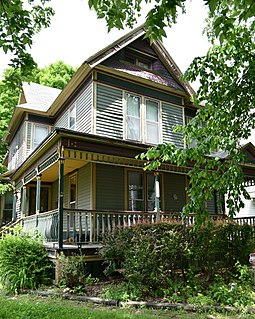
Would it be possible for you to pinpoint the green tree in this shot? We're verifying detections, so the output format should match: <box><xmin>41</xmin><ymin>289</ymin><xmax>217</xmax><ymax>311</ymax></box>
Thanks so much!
<box><xmin>0</xmin><ymin>0</ymin><xmax>54</xmax><ymax>74</ymax></box>
<box><xmin>90</xmin><ymin>0</ymin><xmax>255</xmax><ymax>220</ymax></box>
<box><xmin>0</xmin><ymin>61</ymin><xmax>76</xmax><ymax>192</ymax></box>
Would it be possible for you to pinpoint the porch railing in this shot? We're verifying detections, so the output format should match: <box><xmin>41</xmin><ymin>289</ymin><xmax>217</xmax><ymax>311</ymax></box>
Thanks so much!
<box><xmin>22</xmin><ymin>210</ymin><xmax>58</xmax><ymax>242</ymax></box>
<box><xmin>18</xmin><ymin>209</ymin><xmax>228</xmax><ymax>244</ymax></box>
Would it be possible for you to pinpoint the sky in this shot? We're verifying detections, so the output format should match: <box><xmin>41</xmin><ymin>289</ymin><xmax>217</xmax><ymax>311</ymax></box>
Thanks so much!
<box><xmin>0</xmin><ymin>0</ymin><xmax>211</xmax><ymax>90</ymax></box>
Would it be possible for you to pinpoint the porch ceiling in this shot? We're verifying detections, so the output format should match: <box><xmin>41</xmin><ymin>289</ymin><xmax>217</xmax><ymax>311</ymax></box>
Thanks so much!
<box><xmin>40</xmin><ymin>159</ymin><xmax>87</xmax><ymax>183</ymax></box>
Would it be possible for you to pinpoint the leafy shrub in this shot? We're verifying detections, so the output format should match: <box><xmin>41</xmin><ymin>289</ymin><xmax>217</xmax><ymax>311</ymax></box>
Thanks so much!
<box><xmin>58</xmin><ymin>253</ymin><xmax>88</xmax><ymax>289</ymax></box>
<box><xmin>0</xmin><ymin>226</ymin><xmax>51</xmax><ymax>294</ymax></box>
<box><xmin>100</xmin><ymin>282</ymin><xmax>140</xmax><ymax>301</ymax></box>
<box><xmin>100</xmin><ymin>221</ymin><xmax>255</xmax><ymax>300</ymax></box>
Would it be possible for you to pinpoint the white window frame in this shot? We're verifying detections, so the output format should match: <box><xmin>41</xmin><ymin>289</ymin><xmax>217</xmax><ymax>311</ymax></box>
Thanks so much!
<box><xmin>125</xmin><ymin>93</ymin><xmax>142</xmax><ymax>142</ymax></box>
<box><xmin>145</xmin><ymin>98</ymin><xmax>160</xmax><ymax>145</ymax></box>
<box><xmin>32</xmin><ymin>124</ymin><xmax>49</xmax><ymax>150</ymax></box>
<box><xmin>68</xmin><ymin>103</ymin><xmax>76</xmax><ymax>130</ymax></box>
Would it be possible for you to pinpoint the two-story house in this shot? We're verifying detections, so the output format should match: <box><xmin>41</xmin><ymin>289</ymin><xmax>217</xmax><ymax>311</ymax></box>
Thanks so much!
<box><xmin>2</xmin><ymin>25</ymin><xmax>254</xmax><ymax>253</ymax></box>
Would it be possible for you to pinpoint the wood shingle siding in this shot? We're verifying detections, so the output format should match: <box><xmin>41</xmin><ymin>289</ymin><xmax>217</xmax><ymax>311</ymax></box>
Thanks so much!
<box><xmin>164</xmin><ymin>173</ymin><xmax>186</xmax><ymax>211</ymax></box>
<box><xmin>96</xmin><ymin>164</ymin><xmax>124</xmax><ymax>210</ymax></box>
<box><xmin>96</xmin><ymin>84</ymin><xmax>123</xmax><ymax>139</ymax></box>
<box><xmin>162</xmin><ymin>103</ymin><xmax>184</xmax><ymax>148</ymax></box>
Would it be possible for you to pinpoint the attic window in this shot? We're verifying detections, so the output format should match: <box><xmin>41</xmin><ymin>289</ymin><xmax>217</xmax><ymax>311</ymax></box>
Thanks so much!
<box><xmin>125</xmin><ymin>52</ymin><xmax>152</xmax><ymax>70</ymax></box>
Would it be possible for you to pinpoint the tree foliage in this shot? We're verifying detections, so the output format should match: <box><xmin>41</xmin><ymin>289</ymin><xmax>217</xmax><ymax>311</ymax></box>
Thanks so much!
<box><xmin>0</xmin><ymin>61</ymin><xmax>76</xmax><ymax>192</ymax></box>
<box><xmin>91</xmin><ymin>0</ymin><xmax>255</xmax><ymax>220</ymax></box>
<box><xmin>0</xmin><ymin>0</ymin><xmax>54</xmax><ymax>74</ymax></box>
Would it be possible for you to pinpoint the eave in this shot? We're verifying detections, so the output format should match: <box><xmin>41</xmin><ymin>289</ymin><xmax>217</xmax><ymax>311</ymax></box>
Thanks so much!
<box><xmin>10</xmin><ymin>128</ymin><xmax>151</xmax><ymax>182</ymax></box>
<box><xmin>95</xmin><ymin>64</ymin><xmax>188</xmax><ymax>99</ymax></box>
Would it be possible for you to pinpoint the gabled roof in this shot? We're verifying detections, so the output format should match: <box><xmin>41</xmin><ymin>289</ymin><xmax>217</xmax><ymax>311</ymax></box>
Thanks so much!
<box><xmin>48</xmin><ymin>25</ymin><xmax>195</xmax><ymax>116</ymax></box>
<box><xmin>19</xmin><ymin>82</ymin><xmax>61</xmax><ymax>112</ymax></box>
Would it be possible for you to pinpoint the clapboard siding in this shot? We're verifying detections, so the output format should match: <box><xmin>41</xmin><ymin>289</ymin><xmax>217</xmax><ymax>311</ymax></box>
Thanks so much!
<box><xmin>96</xmin><ymin>164</ymin><xmax>124</xmax><ymax>210</ymax></box>
<box><xmin>76</xmin><ymin>84</ymin><xmax>93</xmax><ymax>133</ymax></box>
<box><xmin>55</xmin><ymin>84</ymin><xmax>93</xmax><ymax>132</ymax></box>
<box><xmin>26</xmin><ymin>122</ymin><xmax>32</xmax><ymax>157</ymax></box>
<box><xmin>77</xmin><ymin>164</ymin><xmax>91</xmax><ymax>209</ymax></box>
<box><xmin>162</xmin><ymin>103</ymin><xmax>184</xmax><ymax>148</ymax></box>
<box><xmin>96</xmin><ymin>84</ymin><xmax>123</xmax><ymax>139</ymax></box>
<box><xmin>8</xmin><ymin>122</ymin><xmax>26</xmax><ymax>171</ymax></box>
<box><xmin>164</xmin><ymin>173</ymin><xmax>186</xmax><ymax>212</ymax></box>
<box><xmin>55</xmin><ymin>107</ymin><xmax>69</xmax><ymax>129</ymax></box>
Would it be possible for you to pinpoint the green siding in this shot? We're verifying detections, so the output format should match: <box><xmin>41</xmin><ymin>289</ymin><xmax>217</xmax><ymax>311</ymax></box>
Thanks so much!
<box><xmin>77</xmin><ymin>164</ymin><xmax>91</xmax><ymax>209</ymax></box>
<box><xmin>96</xmin><ymin>164</ymin><xmax>124</xmax><ymax>210</ymax></box>
<box><xmin>162</xmin><ymin>103</ymin><xmax>184</xmax><ymax>148</ymax></box>
<box><xmin>97</xmin><ymin>73</ymin><xmax>183</xmax><ymax>105</ymax></box>
<box><xmin>96</xmin><ymin>84</ymin><xmax>123</xmax><ymax>139</ymax></box>
<box><xmin>164</xmin><ymin>173</ymin><xmax>186</xmax><ymax>212</ymax></box>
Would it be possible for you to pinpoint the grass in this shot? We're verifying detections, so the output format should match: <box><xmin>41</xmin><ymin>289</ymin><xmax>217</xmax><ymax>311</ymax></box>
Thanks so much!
<box><xmin>0</xmin><ymin>294</ymin><xmax>255</xmax><ymax>319</ymax></box>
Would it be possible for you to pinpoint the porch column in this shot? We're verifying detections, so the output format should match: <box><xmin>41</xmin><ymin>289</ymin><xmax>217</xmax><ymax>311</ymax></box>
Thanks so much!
<box><xmin>36</xmin><ymin>174</ymin><xmax>41</xmax><ymax>214</ymax></box>
<box><xmin>12</xmin><ymin>191</ymin><xmax>17</xmax><ymax>221</ymax></box>
<box><xmin>58</xmin><ymin>157</ymin><xmax>65</xmax><ymax>249</ymax></box>
<box><xmin>154</xmin><ymin>173</ymin><xmax>160</xmax><ymax>221</ymax></box>
<box><xmin>21</xmin><ymin>185</ymin><xmax>27</xmax><ymax>218</ymax></box>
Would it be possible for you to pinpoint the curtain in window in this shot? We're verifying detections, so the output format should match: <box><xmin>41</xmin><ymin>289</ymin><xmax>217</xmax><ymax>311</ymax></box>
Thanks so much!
<box><xmin>146</xmin><ymin>100</ymin><xmax>159</xmax><ymax>144</ymax></box>
<box><xmin>126</xmin><ymin>94</ymin><xmax>141</xmax><ymax>141</ymax></box>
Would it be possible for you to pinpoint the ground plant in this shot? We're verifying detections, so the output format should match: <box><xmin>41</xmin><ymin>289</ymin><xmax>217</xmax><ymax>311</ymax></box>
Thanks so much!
<box><xmin>0</xmin><ymin>226</ymin><xmax>51</xmax><ymax>293</ymax></box>
<box><xmin>1</xmin><ymin>294</ymin><xmax>255</xmax><ymax>319</ymax></box>
<box><xmin>100</xmin><ymin>221</ymin><xmax>255</xmax><ymax>305</ymax></box>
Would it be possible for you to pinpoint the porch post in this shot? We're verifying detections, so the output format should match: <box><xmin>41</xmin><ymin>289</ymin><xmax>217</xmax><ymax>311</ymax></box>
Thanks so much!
<box><xmin>12</xmin><ymin>190</ymin><xmax>17</xmax><ymax>221</ymax></box>
<box><xmin>58</xmin><ymin>157</ymin><xmax>64</xmax><ymax>249</ymax></box>
<box><xmin>21</xmin><ymin>185</ymin><xmax>27</xmax><ymax>218</ymax></box>
<box><xmin>154</xmin><ymin>173</ymin><xmax>160</xmax><ymax>221</ymax></box>
<box><xmin>36</xmin><ymin>174</ymin><xmax>41</xmax><ymax>214</ymax></box>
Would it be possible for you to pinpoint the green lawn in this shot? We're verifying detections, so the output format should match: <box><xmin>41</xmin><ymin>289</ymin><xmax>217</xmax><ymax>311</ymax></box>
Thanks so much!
<box><xmin>0</xmin><ymin>294</ymin><xmax>254</xmax><ymax>319</ymax></box>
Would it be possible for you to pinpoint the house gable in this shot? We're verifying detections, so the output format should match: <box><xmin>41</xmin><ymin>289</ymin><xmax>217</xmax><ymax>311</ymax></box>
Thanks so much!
<box><xmin>101</xmin><ymin>36</ymin><xmax>185</xmax><ymax>93</ymax></box>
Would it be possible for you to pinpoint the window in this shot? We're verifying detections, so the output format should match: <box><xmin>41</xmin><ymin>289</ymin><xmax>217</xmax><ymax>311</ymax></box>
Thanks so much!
<box><xmin>128</xmin><ymin>171</ymin><xmax>159</xmax><ymax>211</ymax></box>
<box><xmin>69</xmin><ymin>174</ymin><xmax>77</xmax><ymax>209</ymax></box>
<box><xmin>128</xmin><ymin>172</ymin><xmax>143</xmax><ymax>211</ymax></box>
<box><xmin>124</xmin><ymin>51</ymin><xmax>152</xmax><ymax>70</ymax></box>
<box><xmin>126</xmin><ymin>93</ymin><xmax>160</xmax><ymax>145</ymax></box>
<box><xmin>126</xmin><ymin>94</ymin><xmax>141</xmax><ymax>141</ymax></box>
<box><xmin>146</xmin><ymin>99</ymin><xmax>159</xmax><ymax>144</ymax></box>
<box><xmin>33</xmin><ymin>125</ymin><xmax>49</xmax><ymax>149</ymax></box>
<box><xmin>69</xmin><ymin>104</ymin><xmax>76</xmax><ymax>130</ymax></box>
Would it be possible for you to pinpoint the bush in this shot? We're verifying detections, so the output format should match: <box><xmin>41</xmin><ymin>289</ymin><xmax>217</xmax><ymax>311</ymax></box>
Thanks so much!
<box><xmin>0</xmin><ymin>226</ymin><xmax>52</xmax><ymax>294</ymax></box>
<box><xmin>100</xmin><ymin>221</ymin><xmax>255</xmax><ymax>299</ymax></box>
<box><xmin>58</xmin><ymin>253</ymin><xmax>88</xmax><ymax>289</ymax></box>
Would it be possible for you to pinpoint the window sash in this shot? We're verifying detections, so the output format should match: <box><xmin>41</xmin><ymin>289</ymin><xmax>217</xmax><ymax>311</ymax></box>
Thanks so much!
<box><xmin>146</xmin><ymin>100</ymin><xmax>159</xmax><ymax>144</ymax></box>
<box><xmin>69</xmin><ymin>104</ymin><xmax>76</xmax><ymax>130</ymax></box>
<box><xmin>126</xmin><ymin>94</ymin><xmax>141</xmax><ymax>141</ymax></box>
<box><xmin>33</xmin><ymin>125</ymin><xmax>48</xmax><ymax>149</ymax></box>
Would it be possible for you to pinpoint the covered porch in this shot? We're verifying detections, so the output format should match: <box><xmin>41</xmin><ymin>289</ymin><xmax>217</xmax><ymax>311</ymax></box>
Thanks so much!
<box><xmin>8</xmin><ymin>129</ymin><xmax>250</xmax><ymax>249</ymax></box>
